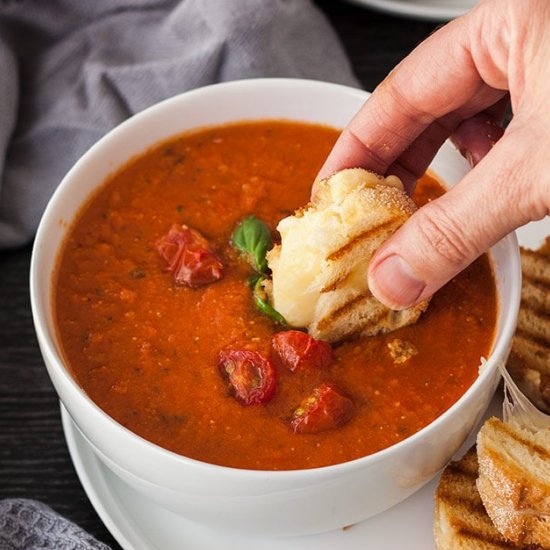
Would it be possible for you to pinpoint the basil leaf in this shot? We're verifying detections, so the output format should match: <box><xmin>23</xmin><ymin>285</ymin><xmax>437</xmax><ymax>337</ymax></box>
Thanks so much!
<box><xmin>253</xmin><ymin>278</ymin><xmax>287</xmax><ymax>325</ymax></box>
<box><xmin>231</xmin><ymin>215</ymin><xmax>272</xmax><ymax>274</ymax></box>
<box><xmin>246</xmin><ymin>273</ymin><xmax>262</xmax><ymax>289</ymax></box>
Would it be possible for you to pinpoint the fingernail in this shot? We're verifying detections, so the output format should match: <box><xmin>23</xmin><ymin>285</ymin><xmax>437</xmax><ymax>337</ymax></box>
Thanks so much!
<box><xmin>370</xmin><ymin>255</ymin><xmax>425</xmax><ymax>309</ymax></box>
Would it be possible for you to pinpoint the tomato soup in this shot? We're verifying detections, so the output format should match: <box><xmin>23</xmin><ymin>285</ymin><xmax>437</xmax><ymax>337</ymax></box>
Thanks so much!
<box><xmin>54</xmin><ymin>121</ymin><xmax>497</xmax><ymax>470</ymax></box>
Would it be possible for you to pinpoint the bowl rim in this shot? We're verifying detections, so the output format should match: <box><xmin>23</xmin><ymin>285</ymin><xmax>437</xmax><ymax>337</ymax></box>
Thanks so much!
<box><xmin>30</xmin><ymin>77</ymin><xmax>522</xmax><ymax>480</ymax></box>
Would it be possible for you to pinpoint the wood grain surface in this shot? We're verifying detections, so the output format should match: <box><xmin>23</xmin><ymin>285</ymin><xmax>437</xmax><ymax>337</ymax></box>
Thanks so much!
<box><xmin>0</xmin><ymin>2</ymin><xmax>438</xmax><ymax>548</ymax></box>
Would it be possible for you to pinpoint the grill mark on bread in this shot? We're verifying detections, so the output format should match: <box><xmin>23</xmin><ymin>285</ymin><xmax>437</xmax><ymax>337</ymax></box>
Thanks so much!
<box><xmin>514</xmin><ymin>329</ymin><xmax>550</xmax><ymax>354</ymax></box>
<box><xmin>521</xmin><ymin>249</ymin><xmax>550</xmax><ymax>285</ymax></box>
<box><xmin>315</xmin><ymin>294</ymin><xmax>387</xmax><ymax>335</ymax></box>
<box><xmin>439</xmin><ymin>493</ymin><xmax>488</xmax><ymax>516</ymax></box>
<box><xmin>508</xmin><ymin>351</ymin><xmax>550</xmax><ymax>381</ymax></box>
<box><xmin>445</xmin><ymin>460</ymin><xmax>478</xmax><ymax>479</ymax></box>
<box><xmin>520</xmin><ymin>301</ymin><xmax>550</xmax><ymax>322</ymax></box>
<box><xmin>514</xmin><ymin>334</ymin><xmax>550</xmax><ymax>368</ymax></box>
<box><xmin>458</xmin><ymin>527</ymin><xmax>525</xmax><ymax>548</ymax></box>
<box><xmin>326</xmin><ymin>217</ymin><xmax>402</xmax><ymax>261</ymax></box>
<box><xmin>492</xmin><ymin>419</ymin><xmax>550</xmax><ymax>461</ymax></box>
<box><xmin>521</xmin><ymin>279</ymin><xmax>550</xmax><ymax>315</ymax></box>
<box><xmin>517</xmin><ymin>316</ymin><xmax>550</xmax><ymax>352</ymax></box>
<box><xmin>316</xmin><ymin>294</ymin><xmax>373</xmax><ymax>331</ymax></box>
<box><xmin>320</xmin><ymin>272</ymin><xmax>352</xmax><ymax>293</ymax></box>
<box><xmin>524</xmin><ymin>275</ymin><xmax>550</xmax><ymax>295</ymax></box>
<box><xmin>338</xmin><ymin>310</ymin><xmax>389</xmax><ymax>342</ymax></box>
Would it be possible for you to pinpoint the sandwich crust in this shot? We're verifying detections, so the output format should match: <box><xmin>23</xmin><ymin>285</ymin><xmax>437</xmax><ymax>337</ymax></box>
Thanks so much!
<box><xmin>434</xmin><ymin>447</ymin><xmax>538</xmax><ymax>550</ymax></box>
<box><xmin>508</xmin><ymin>240</ymin><xmax>550</xmax><ymax>414</ymax></box>
<box><xmin>476</xmin><ymin>417</ymin><xmax>550</xmax><ymax>548</ymax></box>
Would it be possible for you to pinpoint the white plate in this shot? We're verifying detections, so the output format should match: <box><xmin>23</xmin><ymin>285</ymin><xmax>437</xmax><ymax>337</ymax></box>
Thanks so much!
<box><xmin>343</xmin><ymin>0</ymin><xmax>477</xmax><ymax>21</ymax></box>
<box><xmin>61</xmin><ymin>219</ymin><xmax>550</xmax><ymax>550</ymax></box>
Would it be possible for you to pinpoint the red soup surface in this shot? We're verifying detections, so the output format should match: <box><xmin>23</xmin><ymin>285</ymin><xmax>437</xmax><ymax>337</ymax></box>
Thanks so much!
<box><xmin>54</xmin><ymin>120</ymin><xmax>497</xmax><ymax>470</ymax></box>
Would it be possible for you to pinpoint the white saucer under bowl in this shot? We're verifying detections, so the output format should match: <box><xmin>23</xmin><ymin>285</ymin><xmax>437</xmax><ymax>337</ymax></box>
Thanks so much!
<box><xmin>62</xmin><ymin>396</ymin><xmax>502</xmax><ymax>550</ymax></box>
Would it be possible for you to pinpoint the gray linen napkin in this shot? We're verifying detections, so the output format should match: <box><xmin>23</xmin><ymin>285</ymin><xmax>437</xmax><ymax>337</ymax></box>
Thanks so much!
<box><xmin>0</xmin><ymin>499</ymin><xmax>109</xmax><ymax>549</ymax></box>
<box><xmin>0</xmin><ymin>0</ymin><xmax>358</xmax><ymax>249</ymax></box>
<box><xmin>0</xmin><ymin>0</ymin><xmax>358</xmax><ymax>548</ymax></box>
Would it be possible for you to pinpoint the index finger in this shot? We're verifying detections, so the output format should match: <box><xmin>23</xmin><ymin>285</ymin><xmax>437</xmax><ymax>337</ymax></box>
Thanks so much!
<box><xmin>317</xmin><ymin>5</ymin><xmax>506</xmax><ymax>180</ymax></box>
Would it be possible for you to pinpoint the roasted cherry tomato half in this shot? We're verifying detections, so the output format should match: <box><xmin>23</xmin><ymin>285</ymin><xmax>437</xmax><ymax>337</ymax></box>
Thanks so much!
<box><xmin>290</xmin><ymin>383</ymin><xmax>353</xmax><ymax>434</ymax></box>
<box><xmin>155</xmin><ymin>224</ymin><xmax>223</xmax><ymax>288</ymax></box>
<box><xmin>218</xmin><ymin>350</ymin><xmax>277</xmax><ymax>406</ymax></box>
<box><xmin>272</xmin><ymin>330</ymin><xmax>334</xmax><ymax>372</ymax></box>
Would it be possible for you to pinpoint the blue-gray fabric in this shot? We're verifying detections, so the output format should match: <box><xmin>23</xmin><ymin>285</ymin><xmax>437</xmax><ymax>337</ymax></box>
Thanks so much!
<box><xmin>0</xmin><ymin>0</ymin><xmax>358</xmax><ymax>249</ymax></box>
<box><xmin>0</xmin><ymin>499</ymin><xmax>110</xmax><ymax>550</ymax></box>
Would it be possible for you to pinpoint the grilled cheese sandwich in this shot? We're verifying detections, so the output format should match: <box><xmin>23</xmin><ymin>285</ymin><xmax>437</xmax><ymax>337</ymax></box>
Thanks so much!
<box><xmin>267</xmin><ymin>168</ymin><xmax>429</xmax><ymax>343</ymax></box>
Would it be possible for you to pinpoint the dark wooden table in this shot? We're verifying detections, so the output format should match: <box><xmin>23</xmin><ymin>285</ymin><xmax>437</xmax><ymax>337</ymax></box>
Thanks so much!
<box><xmin>0</xmin><ymin>3</ymin><xmax>439</xmax><ymax>547</ymax></box>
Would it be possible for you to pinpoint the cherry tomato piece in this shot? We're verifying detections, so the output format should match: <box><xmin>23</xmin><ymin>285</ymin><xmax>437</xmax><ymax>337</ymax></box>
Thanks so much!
<box><xmin>155</xmin><ymin>224</ymin><xmax>223</xmax><ymax>288</ymax></box>
<box><xmin>272</xmin><ymin>330</ymin><xmax>334</xmax><ymax>372</ymax></box>
<box><xmin>290</xmin><ymin>383</ymin><xmax>353</xmax><ymax>434</ymax></box>
<box><xmin>218</xmin><ymin>350</ymin><xmax>277</xmax><ymax>406</ymax></box>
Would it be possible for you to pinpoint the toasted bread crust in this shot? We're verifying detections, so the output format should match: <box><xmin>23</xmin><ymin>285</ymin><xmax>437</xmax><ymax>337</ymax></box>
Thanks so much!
<box><xmin>508</xmin><ymin>241</ymin><xmax>550</xmax><ymax>413</ymax></box>
<box><xmin>434</xmin><ymin>447</ymin><xmax>530</xmax><ymax>549</ymax></box>
<box><xmin>477</xmin><ymin>417</ymin><xmax>550</xmax><ymax>548</ymax></box>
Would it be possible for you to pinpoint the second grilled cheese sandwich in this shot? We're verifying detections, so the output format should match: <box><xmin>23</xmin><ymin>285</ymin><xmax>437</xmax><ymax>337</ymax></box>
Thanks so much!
<box><xmin>508</xmin><ymin>241</ymin><xmax>550</xmax><ymax>413</ymax></box>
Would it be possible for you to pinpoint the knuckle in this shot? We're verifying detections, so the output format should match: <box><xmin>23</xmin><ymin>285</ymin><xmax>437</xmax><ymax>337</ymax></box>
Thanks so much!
<box><xmin>383</xmin><ymin>77</ymin><xmax>434</xmax><ymax>127</ymax></box>
<box><xmin>345</xmin><ymin>127</ymin><xmax>388</xmax><ymax>169</ymax></box>
<box><xmin>491</xmin><ymin>123</ymin><xmax>548</xmax><ymax>220</ymax></box>
<box><xmin>414</xmin><ymin>202</ymin><xmax>475</xmax><ymax>269</ymax></box>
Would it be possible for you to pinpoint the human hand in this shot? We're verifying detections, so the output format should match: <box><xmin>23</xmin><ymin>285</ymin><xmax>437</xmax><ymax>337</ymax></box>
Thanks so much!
<box><xmin>318</xmin><ymin>0</ymin><xmax>550</xmax><ymax>310</ymax></box>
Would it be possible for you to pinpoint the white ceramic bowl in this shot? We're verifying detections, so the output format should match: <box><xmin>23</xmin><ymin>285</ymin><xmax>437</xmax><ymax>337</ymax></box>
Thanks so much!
<box><xmin>30</xmin><ymin>78</ymin><xmax>521</xmax><ymax>536</ymax></box>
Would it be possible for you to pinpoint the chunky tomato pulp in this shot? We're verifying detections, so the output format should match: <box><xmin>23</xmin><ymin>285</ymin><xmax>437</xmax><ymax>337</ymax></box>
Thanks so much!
<box><xmin>54</xmin><ymin>121</ymin><xmax>497</xmax><ymax>470</ymax></box>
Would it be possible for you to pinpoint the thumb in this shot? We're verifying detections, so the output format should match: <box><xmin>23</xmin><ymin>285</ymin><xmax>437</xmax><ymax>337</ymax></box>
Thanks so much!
<box><xmin>367</xmin><ymin>126</ymin><xmax>544</xmax><ymax>309</ymax></box>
